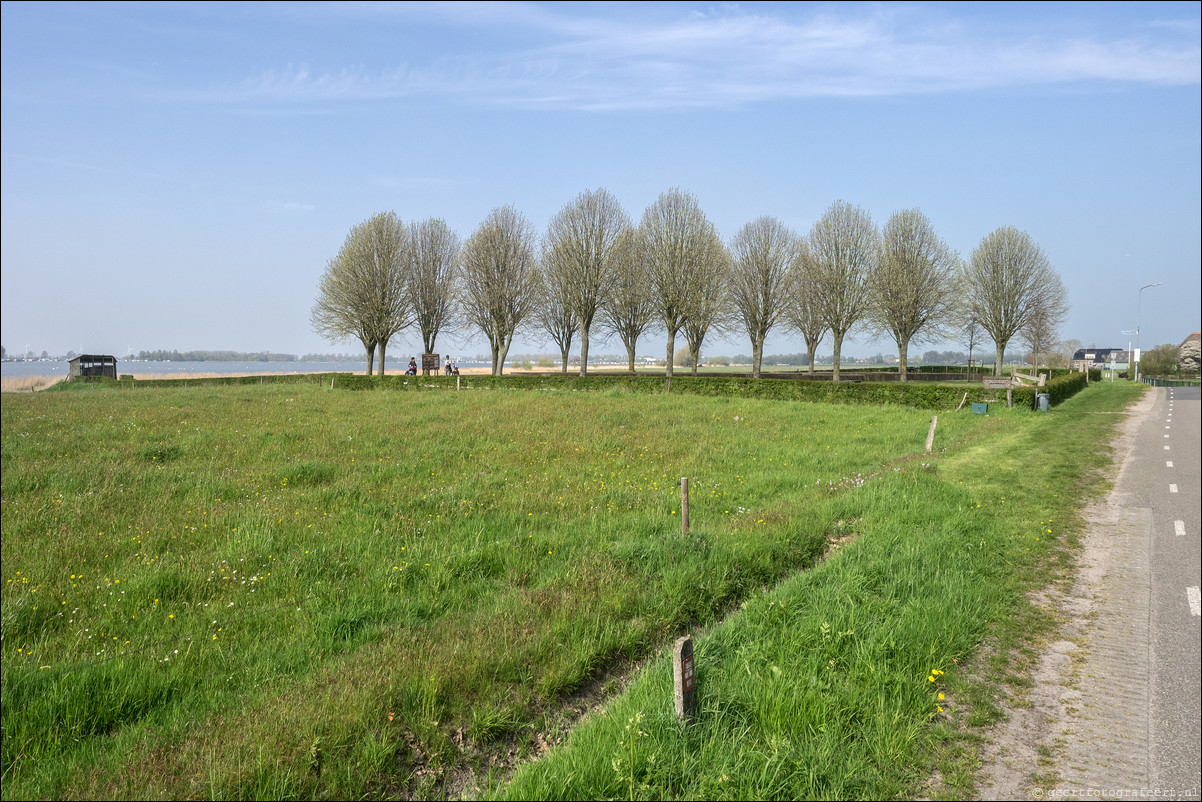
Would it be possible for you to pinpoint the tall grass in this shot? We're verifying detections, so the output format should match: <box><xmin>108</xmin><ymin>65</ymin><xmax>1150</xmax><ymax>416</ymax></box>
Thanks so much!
<box><xmin>0</xmin><ymin>375</ymin><xmax>65</xmax><ymax>393</ymax></box>
<box><xmin>1</xmin><ymin>383</ymin><xmax>979</xmax><ymax>798</ymax></box>
<box><xmin>502</xmin><ymin>381</ymin><xmax>1144</xmax><ymax>799</ymax></box>
<box><xmin>0</xmin><ymin>381</ymin><xmax>1140</xmax><ymax>799</ymax></box>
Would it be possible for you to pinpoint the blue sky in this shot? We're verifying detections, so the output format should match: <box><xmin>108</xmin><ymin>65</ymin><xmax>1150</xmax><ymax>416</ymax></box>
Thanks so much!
<box><xmin>2</xmin><ymin>1</ymin><xmax>1199</xmax><ymax>360</ymax></box>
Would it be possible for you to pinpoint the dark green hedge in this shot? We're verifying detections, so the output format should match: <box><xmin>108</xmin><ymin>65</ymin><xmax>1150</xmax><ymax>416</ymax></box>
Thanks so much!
<box><xmin>335</xmin><ymin>372</ymin><xmax>1045</xmax><ymax>411</ymax></box>
<box><xmin>46</xmin><ymin>367</ymin><xmax>1092</xmax><ymax>411</ymax></box>
<box><xmin>1041</xmin><ymin>371</ymin><xmax>1088</xmax><ymax>407</ymax></box>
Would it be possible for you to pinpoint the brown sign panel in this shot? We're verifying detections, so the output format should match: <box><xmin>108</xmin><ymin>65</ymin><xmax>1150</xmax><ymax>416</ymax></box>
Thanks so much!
<box><xmin>982</xmin><ymin>378</ymin><xmax>1013</xmax><ymax>389</ymax></box>
<box><xmin>682</xmin><ymin>654</ymin><xmax>695</xmax><ymax>692</ymax></box>
<box><xmin>421</xmin><ymin>354</ymin><xmax>440</xmax><ymax>372</ymax></box>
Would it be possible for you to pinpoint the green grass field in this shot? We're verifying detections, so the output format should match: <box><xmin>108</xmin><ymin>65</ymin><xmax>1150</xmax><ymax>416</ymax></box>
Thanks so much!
<box><xmin>0</xmin><ymin>379</ymin><xmax>1142</xmax><ymax>799</ymax></box>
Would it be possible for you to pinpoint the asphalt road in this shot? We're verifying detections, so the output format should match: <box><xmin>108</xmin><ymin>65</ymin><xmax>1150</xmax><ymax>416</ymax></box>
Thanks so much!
<box><xmin>1149</xmin><ymin>386</ymin><xmax>1201</xmax><ymax>796</ymax></box>
<box><xmin>1054</xmin><ymin>386</ymin><xmax>1201</xmax><ymax>800</ymax></box>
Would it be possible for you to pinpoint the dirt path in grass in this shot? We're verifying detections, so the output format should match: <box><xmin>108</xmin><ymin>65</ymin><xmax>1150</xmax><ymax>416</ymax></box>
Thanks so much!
<box><xmin>973</xmin><ymin>387</ymin><xmax>1199</xmax><ymax>800</ymax></box>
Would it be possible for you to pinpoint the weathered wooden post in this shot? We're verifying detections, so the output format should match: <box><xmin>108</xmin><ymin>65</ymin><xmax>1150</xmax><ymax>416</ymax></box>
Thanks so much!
<box><xmin>673</xmin><ymin>635</ymin><xmax>696</xmax><ymax>725</ymax></box>
<box><xmin>680</xmin><ymin>477</ymin><xmax>689</xmax><ymax>535</ymax></box>
<box><xmin>925</xmin><ymin>416</ymin><xmax>938</xmax><ymax>453</ymax></box>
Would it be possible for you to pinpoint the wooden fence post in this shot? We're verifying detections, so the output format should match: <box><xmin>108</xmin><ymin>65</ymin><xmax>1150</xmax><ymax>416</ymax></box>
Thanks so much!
<box><xmin>673</xmin><ymin>635</ymin><xmax>696</xmax><ymax>725</ymax></box>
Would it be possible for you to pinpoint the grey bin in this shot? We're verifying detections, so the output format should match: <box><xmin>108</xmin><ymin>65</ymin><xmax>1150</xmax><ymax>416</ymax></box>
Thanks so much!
<box><xmin>1037</xmin><ymin>393</ymin><xmax>1050</xmax><ymax>412</ymax></box>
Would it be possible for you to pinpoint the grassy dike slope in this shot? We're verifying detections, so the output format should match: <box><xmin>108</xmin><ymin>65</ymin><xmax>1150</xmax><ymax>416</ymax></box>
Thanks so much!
<box><xmin>0</xmin><ymin>381</ymin><xmax>1140</xmax><ymax>798</ymax></box>
<box><xmin>502</xmin><ymin>381</ymin><xmax>1144</xmax><ymax>800</ymax></box>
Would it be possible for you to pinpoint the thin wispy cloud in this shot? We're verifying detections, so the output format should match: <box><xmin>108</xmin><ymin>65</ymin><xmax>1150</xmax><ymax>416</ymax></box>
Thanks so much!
<box><xmin>198</xmin><ymin>6</ymin><xmax>1201</xmax><ymax>110</ymax></box>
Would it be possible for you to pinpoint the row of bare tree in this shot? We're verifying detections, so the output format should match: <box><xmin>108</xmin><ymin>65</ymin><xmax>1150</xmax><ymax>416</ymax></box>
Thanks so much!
<box><xmin>312</xmin><ymin>188</ymin><xmax>1068</xmax><ymax>379</ymax></box>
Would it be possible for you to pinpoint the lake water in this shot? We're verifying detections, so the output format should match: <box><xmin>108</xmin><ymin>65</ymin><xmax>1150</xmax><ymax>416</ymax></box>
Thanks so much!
<box><xmin>0</xmin><ymin>360</ymin><xmax>493</xmax><ymax>378</ymax></box>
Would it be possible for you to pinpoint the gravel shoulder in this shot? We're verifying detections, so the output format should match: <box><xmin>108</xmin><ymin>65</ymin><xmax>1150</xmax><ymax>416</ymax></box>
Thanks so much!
<box><xmin>974</xmin><ymin>387</ymin><xmax>1178</xmax><ymax>801</ymax></box>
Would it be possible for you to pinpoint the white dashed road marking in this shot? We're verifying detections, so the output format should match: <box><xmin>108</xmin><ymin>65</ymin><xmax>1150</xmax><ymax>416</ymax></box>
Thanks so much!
<box><xmin>1169</xmin><ymin>484</ymin><xmax>1178</xmax><ymax>493</ymax></box>
<box><xmin>1167</xmin><ymin>461</ymin><xmax>1174</xmax><ymax>467</ymax></box>
<box><xmin>1189</xmin><ymin>587</ymin><xmax>1201</xmax><ymax>617</ymax></box>
<box><xmin>1175</xmin><ymin>520</ymin><xmax>1186</xmax><ymax>537</ymax></box>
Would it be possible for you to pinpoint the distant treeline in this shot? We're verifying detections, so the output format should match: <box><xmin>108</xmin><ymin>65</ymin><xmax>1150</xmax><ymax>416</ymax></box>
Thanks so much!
<box><xmin>134</xmin><ymin>350</ymin><xmax>391</xmax><ymax>363</ymax></box>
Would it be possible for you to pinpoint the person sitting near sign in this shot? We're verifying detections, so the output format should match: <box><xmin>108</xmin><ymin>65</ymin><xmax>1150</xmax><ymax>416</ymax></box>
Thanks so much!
<box><xmin>444</xmin><ymin>356</ymin><xmax>453</xmax><ymax>375</ymax></box>
<box><xmin>406</xmin><ymin>357</ymin><xmax>418</xmax><ymax>376</ymax></box>
<box><xmin>451</xmin><ymin>362</ymin><xmax>460</xmax><ymax>376</ymax></box>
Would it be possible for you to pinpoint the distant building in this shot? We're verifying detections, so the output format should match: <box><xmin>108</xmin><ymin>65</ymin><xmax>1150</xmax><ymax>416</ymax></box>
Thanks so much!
<box><xmin>1071</xmin><ymin>348</ymin><xmax>1128</xmax><ymax>370</ymax></box>
<box><xmin>68</xmin><ymin>354</ymin><xmax>118</xmax><ymax>380</ymax></box>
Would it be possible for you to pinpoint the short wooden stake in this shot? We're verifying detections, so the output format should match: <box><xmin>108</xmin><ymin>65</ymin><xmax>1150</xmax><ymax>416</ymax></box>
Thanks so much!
<box><xmin>456</xmin><ymin>375</ymin><xmax>460</xmax><ymax>392</ymax></box>
<box><xmin>925</xmin><ymin>415</ymin><xmax>938</xmax><ymax>453</ymax></box>
<box><xmin>673</xmin><ymin>635</ymin><xmax>696</xmax><ymax>725</ymax></box>
<box><xmin>1006</xmin><ymin>387</ymin><xmax>1013</xmax><ymax>408</ymax></box>
<box><xmin>681</xmin><ymin>477</ymin><xmax>689</xmax><ymax>535</ymax></box>
<box><xmin>955</xmin><ymin>392</ymin><xmax>968</xmax><ymax>411</ymax></box>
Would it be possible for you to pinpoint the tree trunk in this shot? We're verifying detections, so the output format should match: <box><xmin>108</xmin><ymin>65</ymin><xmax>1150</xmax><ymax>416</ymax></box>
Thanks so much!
<box><xmin>490</xmin><ymin>342</ymin><xmax>501</xmax><ymax>376</ymax></box>
<box><xmin>664</xmin><ymin>330</ymin><xmax>676</xmax><ymax>378</ymax></box>
<box><xmin>995</xmin><ymin>341</ymin><xmax>1005</xmax><ymax>377</ymax></box>
<box><xmin>497</xmin><ymin>341</ymin><xmax>511</xmax><ymax>376</ymax></box>
<box><xmin>831</xmin><ymin>332</ymin><xmax>844</xmax><ymax>382</ymax></box>
<box><xmin>897</xmin><ymin>339</ymin><xmax>909</xmax><ymax>382</ymax></box>
<box><xmin>560</xmin><ymin>347</ymin><xmax>569</xmax><ymax>374</ymax></box>
<box><xmin>805</xmin><ymin>336</ymin><xmax>819</xmax><ymax>374</ymax></box>
<box><xmin>691</xmin><ymin>345</ymin><xmax>700</xmax><ymax>376</ymax></box>
<box><xmin>363</xmin><ymin>341</ymin><xmax>375</xmax><ymax>376</ymax></box>
<box><xmin>626</xmin><ymin>341</ymin><xmax>637</xmax><ymax>374</ymax></box>
<box><xmin>752</xmin><ymin>337</ymin><xmax>764</xmax><ymax>379</ymax></box>
<box><xmin>377</xmin><ymin>341</ymin><xmax>387</xmax><ymax>376</ymax></box>
<box><xmin>579</xmin><ymin>325</ymin><xmax>590</xmax><ymax>377</ymax></box>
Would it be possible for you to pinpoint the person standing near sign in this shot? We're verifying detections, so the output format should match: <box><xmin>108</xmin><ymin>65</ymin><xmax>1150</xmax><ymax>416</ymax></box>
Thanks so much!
<box><xmin>407</xmin><ymin>357</ymin><xmax>417</xmax><ymax>376</ymax></box>
<box><xmin>444</xmin><ymin>356</ymin><xmax>452</xmax><ymax>375</ymax></box>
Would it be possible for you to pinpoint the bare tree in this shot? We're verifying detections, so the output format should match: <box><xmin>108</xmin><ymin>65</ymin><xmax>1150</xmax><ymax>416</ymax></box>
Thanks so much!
<box><xmin>1061</xmin><ymin>338</ymin><xmax>1083</xmax><ymax>367</ymax></box>
<box><xmin>961</xmin><ymin>315</ymin><xmax>983</xmax><ymax>373</ymax></box>
<box><xmin>459</xmin><ymin>206</ymin><xmax>540</xmax><ymax>376</ymax></box>
<box><xmin>312</xmin><ymin>252</ymin><xmax>378</xmax><ymax>375</ymax></box>
<box><xmin>865</xmin><ymin>209</ymin><xmax>959</xmax><ymax>381</ymax></box>
<box><xmin>964</xmin><ymin>227</ymin><xmax>1068</xmax><ymax>376</ymax></box>
<box><xmin>641</xmin><ymin>188</ymin><xmax>725</xmax><ymax>378</ymax></box>
<box><xmin>1020</xmin><ymin>285</ymin><xmax>1069</xmax><ymax>366</ymax></box>
<box><xmin>600</xmin><ymin>227</ymin><xmax>656</xmax><ymax>374</ymax></box>
<box><xmin>729</xmin><ymin>216</ymin><xmax>796</xmax><ymax>378</ymax></box>
<box><xmin>310</xmin><ymin>211</ymin><xmax>411</xmax><ymax>375</ymax></box>
<box><xmin>409</xmin><ymin>218</ymin><xmax>460</xmax><ymax>373</ymax></box>
<box><xmin>783</xmin><ymin>237</ymin><xmax>827</xmax><ymax>374</ymax></box>
<box><xmin>536</xmin><ymin>249</ymin><xmax>578</xmax><ymax>373</ymax></box>
<box><xmin>682</xmin><ymin>237</ymin><xmax>730</xmax><ymax>375</ymax></box>
<box><xmin>544</xmin><ymin>188</ymin><xmax>631</xmax><ymax>376</ymax></box>
<box><xmin>807</xmin><ymin>200</ymin><xmax>880</xmax><ymax>381</ymax></box>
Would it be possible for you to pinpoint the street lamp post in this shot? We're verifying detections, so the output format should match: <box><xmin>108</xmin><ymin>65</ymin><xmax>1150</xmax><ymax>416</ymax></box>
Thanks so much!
<box><xmin>1135</xmin><ymin>282</ymin><xmax>1163</xmax><ymax>383</ymax></box>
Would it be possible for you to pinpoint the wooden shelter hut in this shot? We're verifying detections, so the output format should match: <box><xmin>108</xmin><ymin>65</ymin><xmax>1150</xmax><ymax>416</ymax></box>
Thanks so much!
<box><xmin>68</xmin><ymin>354</ymin><xmax>118</xmax><ymax>381</ymax></box>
